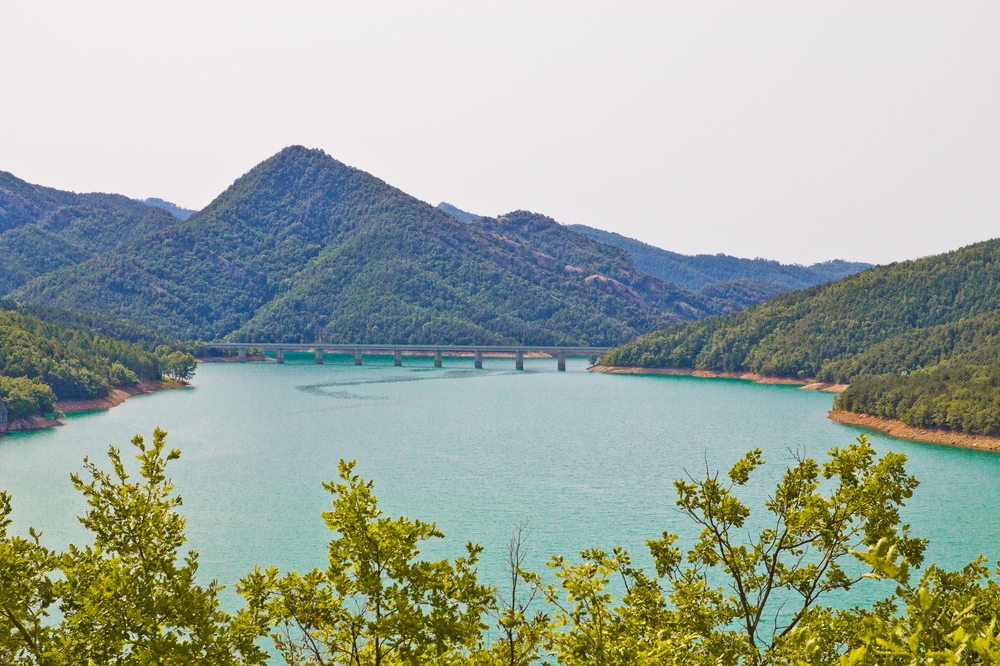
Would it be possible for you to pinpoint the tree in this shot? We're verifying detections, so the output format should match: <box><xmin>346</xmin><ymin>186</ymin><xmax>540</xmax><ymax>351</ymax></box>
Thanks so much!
<box><xmin>160</xmin><ymin>351</ymin><xmax>196</xmax><ymax>382</ymax></box>
<box><xmin>0</xmin><ymin>428</ymin><xmax>267</xmax><ymax>665</ymax></box>
<box><xmin>524</xmin><ymin>434</ymin><xmax>928</xmax><ymax>665</ymax></box>
<box><xmin>237</xmin><ymin>459</ymin><xmax>496</xmax><ymax>666</ymax></box>
<box><xmin>0</xmin><ymin>492</ymin><xmax>57</xmax><ymax>666</ymax></box>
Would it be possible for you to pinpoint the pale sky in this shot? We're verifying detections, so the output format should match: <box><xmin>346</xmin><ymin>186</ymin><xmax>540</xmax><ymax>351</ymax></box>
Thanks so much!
<box><xmin>1</xmin><ymin>1</ymin><xmax>998</xmax><ymax>265</ymax></box>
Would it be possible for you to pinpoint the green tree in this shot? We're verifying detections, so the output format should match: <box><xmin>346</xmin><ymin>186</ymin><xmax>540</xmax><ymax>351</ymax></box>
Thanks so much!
<box><xmin>0</xmin><ymin>428</ymin><xmax>267</xmax><ymax>665</ymax></box>
<box><xmin>237</xmin><ymin>459</ymin><xmax>496</xmax><ymax>666</ymax></box>
<box><xmin>524</xmin><ymin>434</ymin><xmax>928</xmax><ymax>666</ymax></box>
<box><xmin>159</xmin><ymin>351</ymin><xmax>196</xmax><ymax>382</ymax></box>
<box><xmin>0</xmin><ymin>492</ymin><xmax>57</xmax><ymax>666</ymax></box>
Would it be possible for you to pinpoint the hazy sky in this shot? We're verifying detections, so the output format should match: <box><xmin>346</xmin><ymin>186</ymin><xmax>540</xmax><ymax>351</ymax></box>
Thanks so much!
<box><xmin>1</xmin><ymin>2</ymin><xmax>998</xmax><ymax>265</ymax></box>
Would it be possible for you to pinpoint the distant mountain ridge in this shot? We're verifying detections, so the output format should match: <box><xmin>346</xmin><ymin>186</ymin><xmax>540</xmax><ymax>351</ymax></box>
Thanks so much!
<box><xmin>437</xmin><ymin>202</ymin><xmax>482</xmax><ymax>223</ymax></box>
<box><xmin>568</xmin><ymin>224</ymin><xmax>872</xmax><ymax>292</ymax></box>
<box><xmin>143</xmin><ymin>197</ymin><xmax>196</xmax><ymax>220</ymax></box>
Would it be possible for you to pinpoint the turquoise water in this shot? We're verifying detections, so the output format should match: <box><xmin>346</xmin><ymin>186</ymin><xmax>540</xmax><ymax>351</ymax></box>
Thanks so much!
<box><xmin>2</xmin><ymin>353</ymin><xmax>999</xmax><ymax>613</ymax></box>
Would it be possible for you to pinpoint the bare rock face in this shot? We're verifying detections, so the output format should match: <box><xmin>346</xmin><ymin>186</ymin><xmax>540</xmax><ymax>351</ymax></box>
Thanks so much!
<box><xmin>0</xmin><ymin>396</ymin><xmax>7</xmax><ymax>434</ymax></box>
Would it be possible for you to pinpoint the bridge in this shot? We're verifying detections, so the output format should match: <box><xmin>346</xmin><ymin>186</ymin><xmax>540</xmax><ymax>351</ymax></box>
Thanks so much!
<box><xmin>205</xmin><ymin>343</ymin><xmax>610</xmax><ymax>371</ymax></box>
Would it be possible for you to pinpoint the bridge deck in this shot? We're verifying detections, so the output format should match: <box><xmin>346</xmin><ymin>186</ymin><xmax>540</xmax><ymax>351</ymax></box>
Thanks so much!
<box><xmin>206</xmin><ymin>343</ymin><xmax>610</xmax><ymax>354</ymax></box>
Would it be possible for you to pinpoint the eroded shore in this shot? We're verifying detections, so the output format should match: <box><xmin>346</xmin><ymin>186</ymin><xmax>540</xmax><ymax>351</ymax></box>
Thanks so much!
<box><xmin>3</xmin><ymin>380</ymin><xmax>190</xmax><ymax>434</ymax></box>
<box><xmin>828</xmin><ymin>409</ymin><xmax>1000</xmax><ymax>452</ymax></box>
<box><xmin>591</xmin><ymin>365</ymin><xmax>847</xmax><ymax>392</ymax></box>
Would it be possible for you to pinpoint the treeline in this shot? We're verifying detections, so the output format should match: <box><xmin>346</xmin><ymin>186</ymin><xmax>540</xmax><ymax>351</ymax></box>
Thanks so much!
<box><xmin>3</xmin><ymin>429</ymin><xmax>999</xmax><ymax>665</ymax></box>
<box><xmin>0</xmin><ymin>302</ymin><xmax>194</xmax><ymax>420</ymax></box>
<box><xmin>836</xmin><ymin>362</ymin><xmax>1000</xmax><ymax>435</ymax></box>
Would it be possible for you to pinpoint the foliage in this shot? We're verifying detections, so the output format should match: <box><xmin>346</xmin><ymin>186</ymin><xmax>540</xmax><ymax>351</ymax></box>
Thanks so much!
<box><xmin>7</xmin><ymin>300</ymin><xmax>202</xmax><ymax>355</ymax></box>
<box><xmin>157</xmin><ymin>348</ymin><xmax>197</xmax><ymax>381</ymax></box>
<box><xmin>0</xmin><ymin>376</ymin><xmax>56</xmax><ymax>421</ymax></box>
<box><xmin>236</xmin><ymin>459</ymin><xmax>495</xmax><ymax>665</ymax></box>
<box><xmin>0</xmin><ymin>302</ymin><xmax>195</xmax><ymax>417</ymax></box>
<box><xmin>521</xmin><ymin>435</ymin><xmax>925</xmax><ymax>666</ymax></box>
<box><xmin>568</xmin><ymin>224</ymin><xmax>870</xmax><ymax>292</ymax></box>
<box><xmin>0</xmin><ymin>429</ymin><xmax>267</xmax><ymax>664</ymax></box>
<box><xmin>5</xmin><ymin>430</ymin><xmax>1000</xmax><ymax>665</ymax></box>
<box><xmin>835</xmin><ymin>363</ymin><xmax>1000</xmax><ymax>436</ymax></box>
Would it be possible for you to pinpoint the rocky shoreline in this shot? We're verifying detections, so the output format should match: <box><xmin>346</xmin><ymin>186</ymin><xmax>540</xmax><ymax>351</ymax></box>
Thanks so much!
<box><xmin>828</xmin><ymin>409</ymin><xmax>1000</xmax><ymax>452</ymax></box>
<box><xmin>591</xmin><ymin>365</ymin><xmax>847</xmax><ymax>392</ymax></box>
<box><xmin>1</xmin><ymin>380</ymin><xmax>189</xmax><ymax>435</ymax></box>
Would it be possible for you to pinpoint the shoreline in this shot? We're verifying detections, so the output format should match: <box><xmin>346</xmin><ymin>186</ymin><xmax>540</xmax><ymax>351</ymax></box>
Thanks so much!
<box><xmin>828</xmin><ymin>410</ymin><xmax>1000</xmax><ymax>452</ymax></box>
<box><xmin>56</xmin><ymin>379</ymin><xmax>189</xmax><ymax>414</ymax></box>
<box><xmin>2</xmin><ymin>380</ymin><xmax>190</xmax><ymax>435</ymax></box>
<box><xmin>591</xmin><ymin>365</ymin><xmax>847</xmax><ymax>393</ymax></box>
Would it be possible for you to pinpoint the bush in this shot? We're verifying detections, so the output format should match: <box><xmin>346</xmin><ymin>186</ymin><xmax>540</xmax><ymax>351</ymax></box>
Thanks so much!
<box><xmin>108</xmin><ymin>361</ymin><xmax>139</xmax><ymax>387</ymax></box>
<box><xmin>0</xmin><ymin>375</ymin><xmax>57</xmax><ymax>420</ymax></box>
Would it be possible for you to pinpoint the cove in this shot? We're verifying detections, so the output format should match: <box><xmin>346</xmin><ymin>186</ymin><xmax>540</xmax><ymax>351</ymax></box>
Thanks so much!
<box><xmin>2</xmin><ymin>354</ymin><xmax>999</xmax><ymax>611</ymax></box>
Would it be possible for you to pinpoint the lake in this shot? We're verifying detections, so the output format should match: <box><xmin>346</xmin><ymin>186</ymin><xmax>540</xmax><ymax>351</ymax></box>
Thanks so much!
<box><xmin>2</xmin><ymin>353</ymin><xmax>999</xmax><ymax>612</ymax></box>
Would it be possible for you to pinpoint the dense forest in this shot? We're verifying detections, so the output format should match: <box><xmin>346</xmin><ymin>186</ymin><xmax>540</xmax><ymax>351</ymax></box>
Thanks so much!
<box><xmin>600</xmin><ymin>238</ymin><xmax>1000</xmax><ymax>435</ymax></box>
<box><xmin>3</xmin><ymin>428</ymin><xmax>997</xmax><ymax>664</ymax></box>
<box><xmin>0</xmin><ymin>171</ymin><xmax>177</xmax><ymax>295</ymax></box>
<box><xmin>15</xmin><ymin>147</ymin><xmax>762</xmax><ymax>346</ymax></box>
<box><xmin>568</xmin><ymin>223</ymin><xmax>871</xmax><ymax>291</ymax></box>
<box><xmin>0</xmin><ymin>300</ymin><xmax>192</xmax><ymax>420</ymax></box>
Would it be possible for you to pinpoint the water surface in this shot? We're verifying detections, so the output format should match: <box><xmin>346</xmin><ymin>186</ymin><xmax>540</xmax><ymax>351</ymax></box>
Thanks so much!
<box><xmin>2</xmin><ymin>354</ymin><xmax>998</xmax><ymax>610</ymax></box>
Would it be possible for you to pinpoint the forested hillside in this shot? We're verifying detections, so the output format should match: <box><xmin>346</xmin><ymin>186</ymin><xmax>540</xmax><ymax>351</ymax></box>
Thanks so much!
<box><xmin>569</xmin><ymin>224</ymin><xmax>871</xmax><ymax>291</ymax></box>
<box><xmin>600</xmin><ymin>238</ymin><xmax>1000</xmax><ymax>435</ymax></box>
<box><xmin>0</xmin><ymin>172</ymin><xmax>177</xmax><ymax>294</ymax></box>
<box><xmin>0</xmin><ymin>301</ymin><xmax>193</xmax><ymax>420</ymax></box>
<box><xmin>17</xmin><ymin>147</ymin><xmax>733</xmax><ymax>345</ymax></box>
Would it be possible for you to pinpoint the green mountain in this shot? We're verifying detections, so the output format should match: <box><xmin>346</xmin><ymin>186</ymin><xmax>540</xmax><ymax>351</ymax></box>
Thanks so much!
<box><xmin>601</xmin><ymin>238</ymin><xmax>1000</xmax><ymax>381</ymax></box>
<box><xmin>0</xmin><ymin>172</ymin><xmax>177</xmax><ymax>295</ymax></box>
<box><xmin>599</xmin><ymin>237</ymin><xmax>1000</xmax><ymax>436</ymax></box>
<box><xmin>568</xmin><ymin>224</ymin><xmax>872</xmax><ymax>292</ymax></box>
<box><xmin>15</xmin><ymin>147</ymin><xmax>735</xmax><ymax>345</ymax></box>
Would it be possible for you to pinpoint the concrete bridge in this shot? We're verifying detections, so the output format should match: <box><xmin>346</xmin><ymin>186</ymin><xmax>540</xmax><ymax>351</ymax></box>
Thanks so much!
<box><xmin>206</xmin><ymin>343</ymin><xmax>610</xmax><ymax>371</ymax></box>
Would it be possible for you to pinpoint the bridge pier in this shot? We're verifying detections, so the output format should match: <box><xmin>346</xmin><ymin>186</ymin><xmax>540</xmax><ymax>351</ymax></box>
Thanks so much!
<box><xmin>354</xmin><ymin>349</ymin><xmax>363</xmax><ymax>365</ymax></box>
<box><xmin>434</xmin><ymin>350</ymin><xmax>442</xmax><ymax>367</ymax></box>
<box><xmin>276</xmin><ymin>349</ymin><xmax>284</xmax><ymax>363</ymax></box>
<box><xmin>558</xmin><ymin>351</ymin><xmax>566</xmax><ymax>371</ymax></box>
<box><xmin>238</xmin><ymin>347</ymin><xmax>247</xmax><ymax>362</ymax></box>
<box><xmin>474</xmin><ymin>349</ymin><xmax>483</xmax><ymax>369</ymax></box>
<box><xmin>315</xmin><ymin>349</ymin><xmax>324</xmax><ymax>364</ymax></box>
<box><xmin>394</xmin><ymin>349</ymin><xmax>402</xmax><ymax>366</ymax></box>
<box><xmin>516</xmin><ymin>350</ymin><xmax>523</xmax><ymax>370</ymax></box>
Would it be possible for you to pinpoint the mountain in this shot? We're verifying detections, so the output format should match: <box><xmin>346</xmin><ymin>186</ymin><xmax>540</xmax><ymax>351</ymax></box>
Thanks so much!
<box><xmin>437</xmin><ymin>202</ymin><xmax>482</xmax><ymax>223</ymax></box>
<box><xmin>144</xmin><ymin>197</ymin><xmax>196</xmax><ymax>220</ymax></box>
<box><xmin>0</xmin><ymin>172</ymin><xmax>177</xmax><ymax>295</ymax></box>
<box><xmin>568</xmin><ymin>225</ymin><xmax>872</xmax><ymax>292</ymax></box>
<box><xmin>598</xmin><ymin>237</ymin><xmax>1000</xmax><ymax>436</ymax></box>
<box><xmin>600</xmin><ymin>237</ymin><xmax>1000</xmax><ymax>382</ymax></box>
<box><xmin>15</xmin><ymin>147</ymin><xmax>738</xmax><ymax>345</ymax></box>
